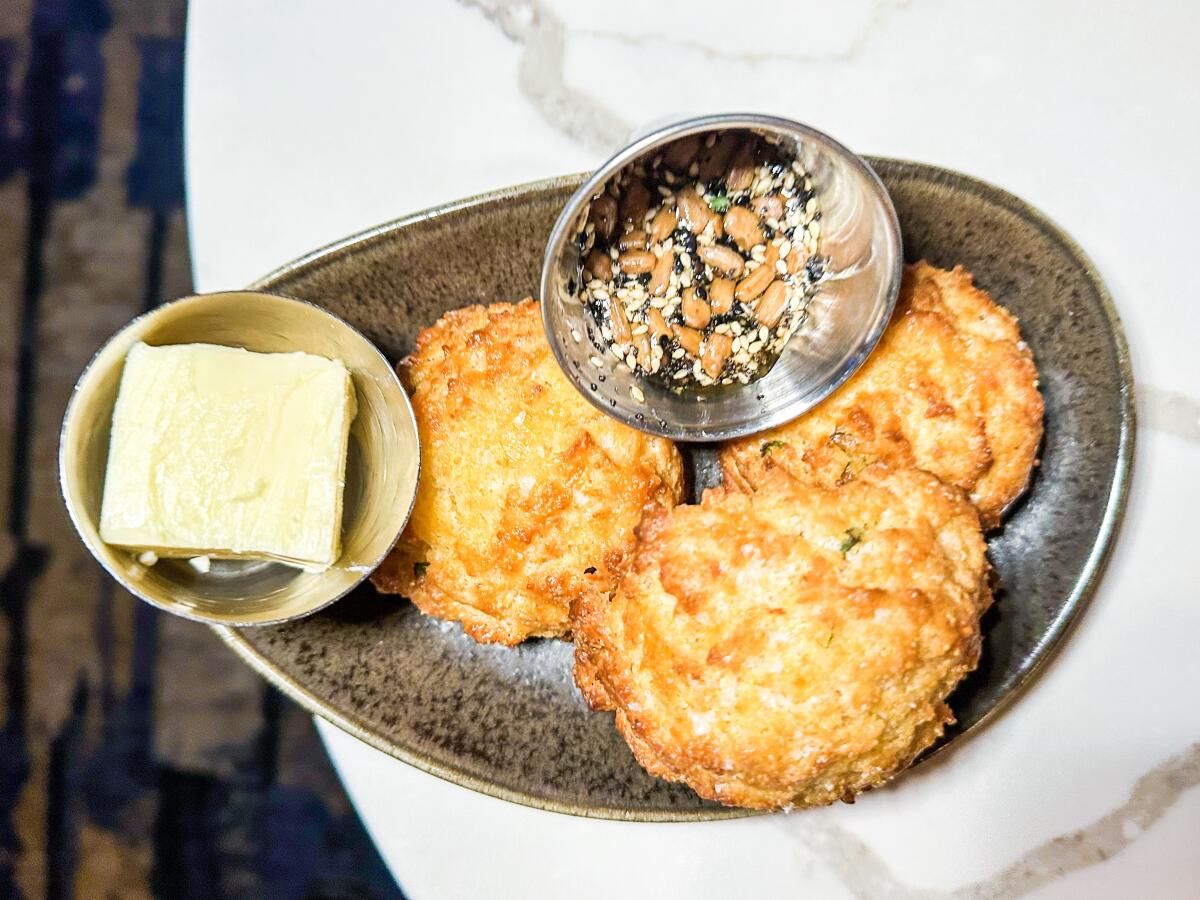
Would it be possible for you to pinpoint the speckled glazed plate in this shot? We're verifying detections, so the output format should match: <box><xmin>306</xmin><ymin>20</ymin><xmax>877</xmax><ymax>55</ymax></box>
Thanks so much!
<box><xmin>214</xmin><ymin>160</ymin><xmax>1133</xmax><ymax>821</ymax></box>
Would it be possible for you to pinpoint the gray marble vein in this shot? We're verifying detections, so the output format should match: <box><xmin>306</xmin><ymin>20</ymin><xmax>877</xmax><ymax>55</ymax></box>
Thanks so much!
<box><xmin>1139</xmin><ymin>385</ymin><xmax>1200</xmax><ymax>443</ymax></box>
<box><xmin>575</xmin><ymin>0</ymin><xmax>911</xmax><ymax>66</ymax></box>
<box><xmin>456</xmin><ymin>0</ymin><xmax>631</xmax><ymax>152</ymax></box>
<box><xmin>776</xmin><ymin>742</ymin><xmax>1200</xmax><ymax>898</ymax></box>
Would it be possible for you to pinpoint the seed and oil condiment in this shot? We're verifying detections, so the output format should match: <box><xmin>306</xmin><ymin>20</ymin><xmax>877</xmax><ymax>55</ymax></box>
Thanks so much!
<box><xmin>571</xmin><ymin>131</ymin><xmax>826</xmax><ymax>393</ymax></box>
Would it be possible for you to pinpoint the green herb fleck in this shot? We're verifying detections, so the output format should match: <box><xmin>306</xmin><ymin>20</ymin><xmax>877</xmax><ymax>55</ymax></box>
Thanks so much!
<box><xmin>708</xmin><ymin>193</ymin><xmax>730</xmax><ymax>213</ymax></box>
<box><xmin>760</xmin><ymin>439</ymin><xmax>785</xmax><ymax>457</ymax></box>
<box><xmin>413</xmin><ymin>561</ymin><xmax>430</xmax><ymax>578</ymax></box>
<box><xmin>839</xmin><ymin>527</ymin><xmax>865</xmax><ymax>557</ymax></box>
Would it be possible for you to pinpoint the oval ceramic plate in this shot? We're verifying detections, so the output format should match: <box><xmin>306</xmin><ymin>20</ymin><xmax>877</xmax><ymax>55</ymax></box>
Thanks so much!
<box><xmin>214</xmin><ymin>160</ymin><xmax>1133</xmax><ymax>821</ymax></box>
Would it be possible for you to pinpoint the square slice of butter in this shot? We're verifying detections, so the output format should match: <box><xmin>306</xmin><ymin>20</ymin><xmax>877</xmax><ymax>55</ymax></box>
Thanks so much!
<box><xmin>99</xmin><ymin>342</ymin><xmax>357</xmax><ymax>569</ymax></box>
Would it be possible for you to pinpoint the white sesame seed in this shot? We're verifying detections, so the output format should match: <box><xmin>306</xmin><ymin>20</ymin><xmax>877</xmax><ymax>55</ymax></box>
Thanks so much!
<box><xmin>673</xmin><ymin>369</ymin><xmax>688</xmax><ymax>380</ymax></box>
<box><xmin>759</xmin><ymin>326</ymin><xmax>770</xmax><ymax>340</ymax></box>
<box><xmin>632</xmin><ymin>324</ymin><xmax>648</xmax><ymax>336</ymax></box>
<box><xmin>590</xmin><ymin>356</ymin><xmax>604</xmax><ymax>368</ymax></box>
<box><xmin>737</xmin><ymin>372</ymin><xmax>750</xmax><ymax>383</ymax></box>
<box><xmin>570</xmin><ymin>328</ymin><xmax>581</xmax><ymax>342</ymax></box>
<box><xmin>629</xmin><ymin>385</ymin><xmax>645</xmax><ymax>403</ymax></box>
<box><xmin>601</xmin><ymin>326</ymin><xmax>613</xmax><ymax>341</ymax></box>
<box><xmin>766</xmin><ymin>217</ymin><xmax>781</xmax><ymax>231</ymax></box>
<box><xmin>189</xmin><ymin>556</ymin><xmax>211</xmax><ymax>574</ymax></box>
<box><xmin>809</xmin><ymin>220</ymin><xmax>821</xmax><ymax>238</ymax></box>
<box><xmin>138</xmin><ymin>551</ymin><xmax>159</xmax><ymax>566</ymax></box>
<box><xmin>731</xmin><ymin>322</ymin><xmax>744</xmax><ymax>335</ymax></box>
<box><xmin>657</xmin><ymin>185</ymin><xmax>673</xmax><ymax>197</ymax></box>
<box><xmin>776</xmin><ymin>260</ymin><xmax>788</xmax><ymax>275</ymax></box>
<box><xmin>672</xmin><ymin>348</ymin><xmax>685</xmax><ymax>359</ymax></box>
<box><xmin>778</xmin><ymin>239</ymin><xmax>792</xmax><ymax>256</ymax></box>
<box><xmin>609</xmin><ymin>345</ymin><xmax>624</xmax><ymax>359</ymax></box>
<box><xmin>688</xmin><ymin>162</ymin><xmax>700</xmax><ymax>177</ymax></box>
<box><xmin>783</xmin><ymin>172</ymin><xmax>796</xmax><ymax>189</ymax></box>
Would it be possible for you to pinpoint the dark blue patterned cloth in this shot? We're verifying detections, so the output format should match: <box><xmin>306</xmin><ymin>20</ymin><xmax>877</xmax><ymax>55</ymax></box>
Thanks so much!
<box><xmin>0</xmin><ymin>2</ymin><xmax>404</xmax><ymax>896</ymax></box>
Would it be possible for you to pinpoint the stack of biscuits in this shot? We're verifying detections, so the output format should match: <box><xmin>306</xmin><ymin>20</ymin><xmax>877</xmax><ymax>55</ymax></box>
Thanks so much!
<box><xmin>372</xmin><ymin>262</ymin><xmax>1044</xmax><ymax>810</ymax></box>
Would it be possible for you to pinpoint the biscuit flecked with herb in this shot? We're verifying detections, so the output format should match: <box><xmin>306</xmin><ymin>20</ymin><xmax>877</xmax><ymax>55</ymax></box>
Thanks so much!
<box><xmin>571</xmin><ymin>464</ymin><xmax>990</xmax><ymax>810</ymax></box>
<box><xmin>371</xmin><ymin>299</ymin><xmax>685</xmax><ymax>646</ymax></box>
<box><xmin>720</xmin><ymin>262</ymin><xmax>1043</xmax><ymax>528</ymax></box>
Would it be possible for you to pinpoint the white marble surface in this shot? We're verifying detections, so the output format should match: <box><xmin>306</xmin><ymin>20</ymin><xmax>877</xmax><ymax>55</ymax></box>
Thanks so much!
<box><xmin>184</xmin><ymin>1</ymin><xmax>1200</xmax><ymax>897</ymax></box>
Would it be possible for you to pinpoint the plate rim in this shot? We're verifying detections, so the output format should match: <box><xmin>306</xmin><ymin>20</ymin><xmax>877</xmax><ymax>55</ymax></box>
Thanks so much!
<box><xmin>212</xmin><ymin>159</ymin><xmax>1135</xmax><ymax>821</ymax></box>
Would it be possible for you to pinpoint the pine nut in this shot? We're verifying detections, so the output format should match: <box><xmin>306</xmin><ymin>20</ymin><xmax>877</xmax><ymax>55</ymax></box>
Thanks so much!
<box><xmin>709</xmin><ymin>277</ymin><xmax>735</xmax><ymax>315</ymax></box>
<box><xmin>697</xmin><ymin>244</ymin><xmax>744</xmax><ymax>278</ymax></box>
<box><xmin>681</xmin><ymin>288</ymin><xmax>712</xmax><ymax>329</ymax></box>
<box><xmin>755</xmin><ymin>280</ymin><xmax>789</xmax><ymax>328</ymax></box>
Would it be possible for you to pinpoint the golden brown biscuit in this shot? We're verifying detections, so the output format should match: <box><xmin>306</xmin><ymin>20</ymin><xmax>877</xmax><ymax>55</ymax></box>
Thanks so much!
<box><xmin>720</xmin><ymin>262</ymin><xmax>1043</xmax><ymax>528</ymax></box>
<box><xmin>572</xmin><ymin>465</ymin><xmax>990</xmax><ymax>810</ymax></box>
<box><xmin>371</xmin><ymin>299</ymin><xmax>685</xmax><ymax>645</ymax></box>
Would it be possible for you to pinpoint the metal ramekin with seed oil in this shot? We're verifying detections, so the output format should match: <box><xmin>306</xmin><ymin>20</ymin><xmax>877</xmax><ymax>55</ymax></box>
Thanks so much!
<box><xmin>541</xmin><ymin>114</ymin><xmax>903</xmax><ymax>442</ymax></box>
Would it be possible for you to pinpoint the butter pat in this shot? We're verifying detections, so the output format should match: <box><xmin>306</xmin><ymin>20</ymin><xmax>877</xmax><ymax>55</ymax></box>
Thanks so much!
<box><xmin>99</xmin><ymin>342</ymin><xmax>357</xmax><ymax>569</ymax></box>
